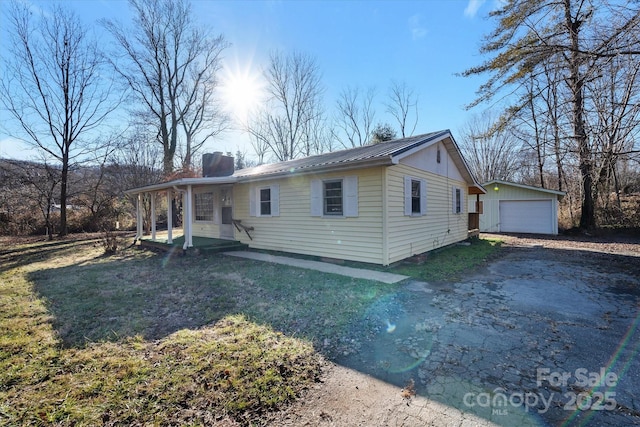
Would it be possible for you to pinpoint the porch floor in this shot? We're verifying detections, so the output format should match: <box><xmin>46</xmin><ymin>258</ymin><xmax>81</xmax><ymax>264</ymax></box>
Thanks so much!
<box><xmin>139</xmin><ymin>231</ymin><xmax>247</xmax><ymax>253</ymax></box>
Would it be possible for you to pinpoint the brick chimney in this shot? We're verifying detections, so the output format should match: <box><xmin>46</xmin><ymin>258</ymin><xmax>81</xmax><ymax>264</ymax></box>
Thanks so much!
<box><xmin>202</xmin><ymin>152</ymin><xmax>234</xmax><ymax>177</ymax></box>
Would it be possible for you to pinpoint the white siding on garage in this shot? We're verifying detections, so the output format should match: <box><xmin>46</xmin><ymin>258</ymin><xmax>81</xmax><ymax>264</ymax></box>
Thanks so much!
<box><xmin>499</xmin><ymin>200</ymin><xmax>554</xmax><ymax>234</ymax></box>
<box><xmin>473</xmin><ymin>182</ymin><xmax>561</xmax><ymax>234</ymax></box>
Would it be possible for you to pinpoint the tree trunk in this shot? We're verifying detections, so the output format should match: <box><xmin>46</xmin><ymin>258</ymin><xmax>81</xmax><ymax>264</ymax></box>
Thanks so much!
<box><xmin>528</xmin><ymin>93</ymin><xmax>545</xmax><ymax>188</ymax></box>
<box><xmin>45</xmin><ymin>203</ymin><xmax>53</xmax><ymax>241</ymax></box>
<box><xmin>163</xmin><ymin>148</ymin><xmax>174</xmax><ymax>175</ymax></box>
<box><xmin>536</xmin><ymin>140</ymin><xmax>545</xmax><ymax>188</ymax></box>
<box><xmin>565</xmin><ymin>0</ymin><xmax>595</xmax><ymax>230</ymax></box>
<box><xmin>184</xmin><ymin>131</ymin><xmax>192</xmax><ymax>170</ymax></box>
<box><xmin>554</xmin><ymin>129</ymin><xmax>564</xmax><ymax>192</ymax></box>
<box><xmin>59</xmin><ymin>151</ymin><xmax>69</xmax><ymax>237</ymax></box>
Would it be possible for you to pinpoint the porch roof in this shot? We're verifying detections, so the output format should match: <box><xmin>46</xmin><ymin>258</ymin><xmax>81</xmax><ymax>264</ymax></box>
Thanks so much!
<box><xmin>124</xmin><ymin>176</ymin><xmax>237</xmax><ymax>195</ymax></box>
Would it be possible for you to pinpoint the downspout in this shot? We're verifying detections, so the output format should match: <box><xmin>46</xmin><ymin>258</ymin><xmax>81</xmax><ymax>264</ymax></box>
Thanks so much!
<box><xmin>186</xmin><ymin>185</ymin><xmax>193</xmax><ymax>249</ymax></box>
<box><xmin>150</xmin><ymin>192</ymin><xmax>156</xmax><ymax>241</ymax></box>
<box><xmin>167</xmin><ymin>188</ymin><xmax>173</xmax><ymax>244</ymax></box>
<box><xmin>134</xmin><ymin>193</ymin><xmax>143</xmax><ymax>243</ymax></box>
<box><xmin>382</xmin><ymin>168</ymin><xmax>389</xmax><ymax>266</ymax></box>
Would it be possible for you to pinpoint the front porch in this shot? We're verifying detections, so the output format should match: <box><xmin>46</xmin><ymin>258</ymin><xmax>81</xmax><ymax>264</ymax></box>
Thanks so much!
<box><xmin>139</xmin><ymin>230</ymin><xmax>247</xmax><ymax>253</ymax></box>
<box><xmin>125</xmin><ymin>175</ymin><xmax>239</xmax><ymax>250</ymax></box>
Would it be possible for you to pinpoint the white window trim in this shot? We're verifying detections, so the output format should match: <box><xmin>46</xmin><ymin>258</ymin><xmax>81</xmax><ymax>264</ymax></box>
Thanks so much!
<box><xmin>452</xmin><ymin>186</ymin><xmax>463</xmax><ymax>214</ymax></box>
<box><xmin>404</xmin><ymin>176</ymin><xmax>427</xmax><ymax>216</ymax></box>
<box><xmin>194</xmin><ymin>191</ymin><xmax>215</xmax><ymax>222</ymax></box>
<box><xmin>250</xmin><ymin>184</ymin><xmax>280</xmax><ymax>217</ymax></box>
<box><xmin>310</xmin><ymin>176</ymin><xmax>358</xmax><ymax>218</ymax></box>
<box><xmin>323</xmin><ymin>179</ymin><xmax>344</xmax><ymax>216</ymax></box>
<box><xmin>259</xmin><ymin>186</ymin><xmax>272</xmax><ymax>217</ymax></box>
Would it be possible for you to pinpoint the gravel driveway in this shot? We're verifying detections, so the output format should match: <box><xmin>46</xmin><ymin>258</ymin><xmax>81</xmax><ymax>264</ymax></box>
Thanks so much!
<box><xmin>324</xmin><ymin>234</ymin><xmax>640</xmax><ymax>426</ymax></box>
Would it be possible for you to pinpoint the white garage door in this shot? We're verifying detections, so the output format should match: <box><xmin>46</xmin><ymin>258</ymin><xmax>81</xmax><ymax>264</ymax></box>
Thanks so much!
<box><xmin>499</xmin><ymin>200</ymin><xmax>554</xmax><ymax>234</ymax></box>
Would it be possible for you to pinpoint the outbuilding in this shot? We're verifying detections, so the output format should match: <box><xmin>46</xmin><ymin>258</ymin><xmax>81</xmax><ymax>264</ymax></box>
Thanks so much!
<box><xmin>473</xmin><ymin>180</ymin><xmax>565</xmax><ymax>235</ymax></box>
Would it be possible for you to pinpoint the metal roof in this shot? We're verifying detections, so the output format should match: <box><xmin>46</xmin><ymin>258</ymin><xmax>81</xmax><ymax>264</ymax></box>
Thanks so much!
<box><xmin>126</xmin><ymin>130</ymin><xmax>485</xmax><ymax>194</ymax></box>
<box><xmin>483</xmin><ymin>180</ymin><xmax>566</xmax><ymax>197</ymax></box>
<box><xmin>233</xmin><ymin>131</ymin><xmax>447</xmax><ymax>179</ymax></box>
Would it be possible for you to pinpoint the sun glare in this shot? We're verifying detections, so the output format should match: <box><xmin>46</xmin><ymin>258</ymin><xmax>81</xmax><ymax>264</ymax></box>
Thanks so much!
<box><xmin>220</xmin><ymin>64</ymin><xmax>265</xmax><ymax>124</ymax></box>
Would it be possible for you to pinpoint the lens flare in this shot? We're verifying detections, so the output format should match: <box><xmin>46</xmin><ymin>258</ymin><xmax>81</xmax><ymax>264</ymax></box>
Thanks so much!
<box><xmin>386</xmin><ymin>319</ymin><xmax>396</xmax><ymax>333</ymax></box>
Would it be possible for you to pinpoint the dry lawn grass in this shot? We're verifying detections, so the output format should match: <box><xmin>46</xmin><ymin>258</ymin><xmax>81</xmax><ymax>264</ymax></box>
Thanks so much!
<box><xmin>0</xmin><ymin>235</ymin><xmax>504</xmax><ymax>426</ymax></box>
<box><xmin>0</xmin><ymin>239</ymin><xmax>326</xmax><ymax>426</ymax></box>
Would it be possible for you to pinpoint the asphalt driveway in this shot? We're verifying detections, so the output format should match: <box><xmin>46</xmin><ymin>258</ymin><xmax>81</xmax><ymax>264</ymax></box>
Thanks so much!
<box><xmin>335</xmin><ymin>239</ymin><xmax>640</xmax><ymax>426</ymax></box>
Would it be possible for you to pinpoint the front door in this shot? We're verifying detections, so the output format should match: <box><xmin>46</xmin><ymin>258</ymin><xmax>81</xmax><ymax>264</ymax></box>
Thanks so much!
<box><xmin>219</xmin><ymin>187</ymin><xmax>234</xmax><ymax>239</ymax></box>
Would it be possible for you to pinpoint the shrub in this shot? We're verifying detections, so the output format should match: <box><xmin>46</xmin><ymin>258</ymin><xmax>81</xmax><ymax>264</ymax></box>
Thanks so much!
<box><xmin>101</xmin><ymin>230</ymin><xmax>121</xmax><ymax>255</ymax></box>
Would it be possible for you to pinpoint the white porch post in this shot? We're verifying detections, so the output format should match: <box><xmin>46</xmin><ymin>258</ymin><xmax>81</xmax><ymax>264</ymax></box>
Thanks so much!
<box><xmin>186</xmin><ymin>185</ymin><xmax>193</xmax><ymax>248</ymax></box>
<box><xmin>182</xmin><ymin>190</ymin><xmax>188</xmax><ymax>249</ymax></box>
<box><xmin>151</xmin><ymin>192</ymin><xmax>156</xmax><ymax>241</ymax></box>
<box><xmin>167</xmin><ymin>188</ymin><xmax>173</xmax><ymax>244</ymax></box>
<box><xmin>136</xmin><ymin>193</ymin><xmax>143</xmax><ymax>239</ymax></box>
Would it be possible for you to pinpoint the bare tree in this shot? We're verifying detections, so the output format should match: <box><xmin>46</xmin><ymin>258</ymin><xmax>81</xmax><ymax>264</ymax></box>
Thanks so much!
<box><xmin>103</xmin><ymin>0</ymin><xmax>228</xmax><ymax>174</ymax></box>
<box><xmin>588</xmin><ymin>53</ymin><xmax>640</xmax><ymax>211</ymax></box>
<box><xmin>249</xmin><ymin>131</ymin><xmax>270</xmax><ymax>165</ymax></box>
<box><xmin>300</xmin><ymin>107</ymin><xmax>334</xmax><ymax>157</ymax></box>
<box><xmin>509</xmin><ymin>76</ymin><xmax>550</xmax><ymax>189</ymax></box>
<box><xmin>110</xmin><ymin>128</ymin><xmax>165</xmax><ymax>233</ymax></box>
<box><xmin>540</xmin><ymin>59</ymin><xmax>572</xmax><ymax>193</ymax></box>
<box><xmin>459</xmin><ymin>112</ymin><xmax>523</xmax><ymax>184</ymax></box>
<box><xmin>333</xmin><ymin>86</ymin><xmax>377</xmax><ymax>148</ymax></box>
<box><xmin>178</xmin><ymin>42</ymin><xmax>229</xmax><ymax>170</ymax></box>
<box><xmin>1</xmin><ymin>2</ymin><xmax>118</xmax><ymax>236</ymax></box>
<box><xmin>17</xmin><ymin>160</ymin><xmax>61</xmax><ymax>239</ymax></box>
<box><xmin>385</xmin><ymin>80</ymin><xmax>418</xmax><ymax>138</ymax></box>
<box><xmin>247</xmin><ymin>51</ymin><xmax>325</xmax><ymax>161</ymax></box>
<box><xmin>73</xmin><ymin>137</ymin><xmax>121</xmax><ymax>231</ymax></box>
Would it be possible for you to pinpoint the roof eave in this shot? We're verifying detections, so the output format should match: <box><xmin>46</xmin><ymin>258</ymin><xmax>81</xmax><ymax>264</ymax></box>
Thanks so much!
<box><xmin>124</xmin><ymin>176</ymin><xmax>238</xmax><ymax>194</ymax></box>
<box><xmin>469</xmin><ymin>184</ymin><xmax>487</xmax><ymax>195</ymax></box>
<box><xmin>483</xmin><ymin>179</ymin><xmax>566</xmax><ymax>197</ymax></box>
<box><xmin>390</xmin><ymin>130</ymin><xmax>451</xmax><ymax>162</ymax></box>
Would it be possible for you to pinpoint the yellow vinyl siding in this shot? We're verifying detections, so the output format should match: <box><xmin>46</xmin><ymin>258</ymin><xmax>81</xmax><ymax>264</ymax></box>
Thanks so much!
<box><xmin>192</xmin><ymin>221</ymin><xmax>221</xmax><ymax>238</ymax></box>
<box><xmin>386</xmin><ymin>164</ymin><xmax>468</xmax><ymax>265</ymax></box>
<box><xmin>234</xmin><ymin>167</ymin><xmax>385</xmax><ymax>264</ymax></box>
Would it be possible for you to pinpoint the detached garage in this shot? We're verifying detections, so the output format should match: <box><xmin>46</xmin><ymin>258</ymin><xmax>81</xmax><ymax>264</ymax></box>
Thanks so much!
<box><xmin>472</xmin><ymin>180</ymin><xmax>565</xmax><ymax>235</ymax></box>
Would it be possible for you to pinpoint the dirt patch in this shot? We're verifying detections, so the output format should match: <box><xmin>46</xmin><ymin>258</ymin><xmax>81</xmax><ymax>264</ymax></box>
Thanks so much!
<box><xmin>483</xmin><ymin>232</ymin><xmax>640</xmax><ymax>256</ymax></box>
<box><xmin>265</xmin><ymin>360</ymin><xmax>499</xmax><ymax>427</ymax></box>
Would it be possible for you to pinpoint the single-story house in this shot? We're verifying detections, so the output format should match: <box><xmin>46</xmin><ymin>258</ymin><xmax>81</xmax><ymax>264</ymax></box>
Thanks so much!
<box><xmin>126</xmin><ymin>130</ymin><xmax>485</xmax><ymax>265</ymax></box>
<box><xmin>468</xmin><ymin>179</ymin><xmax>565</xmax><ymax>235</ymax></box>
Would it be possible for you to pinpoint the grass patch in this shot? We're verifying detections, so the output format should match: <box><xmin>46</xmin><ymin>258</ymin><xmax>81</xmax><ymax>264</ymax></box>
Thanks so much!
<box><xmin>0</xmin><ymin>238</ymin><xmax>399</xmax><ymax>426</ymax></box>
<box><xmin>249</xmin><ymin>238</ymin><xmax>503</xmax><ymax>283</ymax></box>
<box><xmin>386</xmin><ymin>238</ymin><xmax>503</xmax><ymax>282</ymax></box>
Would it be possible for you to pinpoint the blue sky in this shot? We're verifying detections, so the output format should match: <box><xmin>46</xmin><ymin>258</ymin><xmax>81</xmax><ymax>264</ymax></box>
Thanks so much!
<box><xmin>0</xmin><ymin>0</ymin><xmax>497</xmax><ymax>161</ymax></box>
